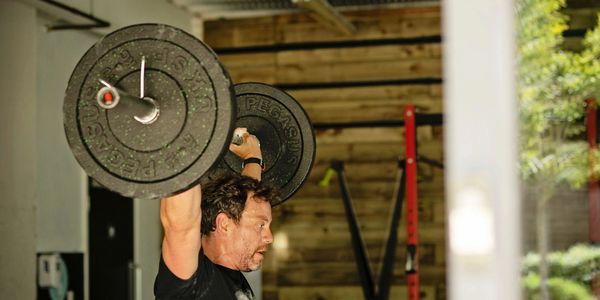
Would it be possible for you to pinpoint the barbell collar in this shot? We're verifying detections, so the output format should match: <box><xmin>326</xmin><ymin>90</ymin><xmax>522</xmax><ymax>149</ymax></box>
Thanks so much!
<box><xmin>97</xmin><ymin>79</ymin><xmax>160</xmax><ymax>125</ymax></box>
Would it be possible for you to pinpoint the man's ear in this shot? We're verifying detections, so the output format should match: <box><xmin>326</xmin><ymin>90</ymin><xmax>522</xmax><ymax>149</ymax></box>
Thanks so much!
<box><xmin>215</xmin><ymin>213</ymin><xmax>230</xmax><ymax>233</ymax></box>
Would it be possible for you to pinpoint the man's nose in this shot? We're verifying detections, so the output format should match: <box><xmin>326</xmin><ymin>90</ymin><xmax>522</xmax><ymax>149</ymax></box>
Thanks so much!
<box><xmin>264</xmin><ymin>228</ymin><xmax>273</xmax><ymax>244</ymax></box>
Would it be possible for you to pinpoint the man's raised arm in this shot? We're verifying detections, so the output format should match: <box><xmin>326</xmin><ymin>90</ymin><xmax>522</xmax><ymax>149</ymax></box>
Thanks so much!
<box><xmin>159</xmin><ymin>128</ymin><xmax>262</xmax><ymax>279</ymax></box>
<box><xmin>230</xmin><ymin>128</ymin><xmax>263</xmax><ymax>181</ymax></box>
<box><xmin>160</xmin><ymin>185</ymin><xmax>201</xmax><ymax>279</ymax></box>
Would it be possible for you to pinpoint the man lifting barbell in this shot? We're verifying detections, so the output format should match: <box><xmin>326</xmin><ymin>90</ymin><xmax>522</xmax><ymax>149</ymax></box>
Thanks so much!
<box><xmin>63</xmin><ymin>23</ymin><xmax>316</xmax><ymax>299</ymax></box>
<box><xmin>155</xmin><ymin>128</ymin><xmax>279</xmax><ymax>300</ymax></box>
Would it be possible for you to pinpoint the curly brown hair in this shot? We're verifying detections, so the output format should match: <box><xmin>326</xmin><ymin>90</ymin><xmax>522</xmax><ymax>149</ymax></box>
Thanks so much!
<box><xmin>200</xmin><ymin>173</ymin><xmax>280</xmax><ymax>236</ymax></box>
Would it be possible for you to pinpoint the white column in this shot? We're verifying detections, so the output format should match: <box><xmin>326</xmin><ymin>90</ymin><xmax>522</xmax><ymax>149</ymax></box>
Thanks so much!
<box><xmin>444</xmin><ymin>0</ymin><xmax>521</xmax><ymax>299</ymax></box>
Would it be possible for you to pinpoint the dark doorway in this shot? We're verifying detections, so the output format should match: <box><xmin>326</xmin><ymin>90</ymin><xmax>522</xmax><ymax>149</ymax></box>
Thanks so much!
<box><xmin>89</xmin><ymin>180</ymin><xmax>133</xmax><ymax>300</ymax></box>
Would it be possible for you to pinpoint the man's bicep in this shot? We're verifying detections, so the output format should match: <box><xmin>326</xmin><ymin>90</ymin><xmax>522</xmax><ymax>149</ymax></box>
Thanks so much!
<box><xmin>159</xmin><ymin>186</ymin><xmax>202</xmax><ymax>280</ymax></box>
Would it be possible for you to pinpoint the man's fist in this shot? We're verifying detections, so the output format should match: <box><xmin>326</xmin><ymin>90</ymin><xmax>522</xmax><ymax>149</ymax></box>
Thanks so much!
<box><xmin>229</xmin><ymin>128</ymin><xmax>262</xmax><ymax>160</ymax></box>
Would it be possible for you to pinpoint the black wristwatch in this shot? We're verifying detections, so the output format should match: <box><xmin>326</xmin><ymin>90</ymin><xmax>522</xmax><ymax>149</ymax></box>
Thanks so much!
<box><xmin>242</xmin><ymin>157</ymin><xmax>265</xmax><ymax>170</ymax></box>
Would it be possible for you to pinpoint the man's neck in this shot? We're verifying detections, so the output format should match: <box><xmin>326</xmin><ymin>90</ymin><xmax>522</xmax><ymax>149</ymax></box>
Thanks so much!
<box><xmin>202</xmin><ymin>235</ymin><xmax>238</xmax><ymax>270</ymax></box>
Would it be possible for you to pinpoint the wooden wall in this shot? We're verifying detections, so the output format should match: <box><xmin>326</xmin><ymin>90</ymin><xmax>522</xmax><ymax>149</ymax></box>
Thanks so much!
<box><xmin>564</xmin><ymin>1</ymin><xmax>600</xmax><ymax>51</ymax></box>
<box><xmin>203</xmin><ymin>5</ymin><xmax>445</xmax><ymax>300</ymax></box>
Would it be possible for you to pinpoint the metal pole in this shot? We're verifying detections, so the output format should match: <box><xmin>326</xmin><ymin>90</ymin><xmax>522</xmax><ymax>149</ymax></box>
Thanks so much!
<box><xmin>377</xmin><ymin>160</ymin><xmax>406</xmax><ymax>300</ymax></box>
<box><xmin>331</xmin><ymin>161</ymin><xmax>376</xmax><ymax>300</ymax></box>
<box><xmin>404</xmin><ymin>105</ymin><xmax>419</xmax><ymax>300</ymax></box>
<box><xmin>586</xmin><ymin>98</ymin><xmax>600</xmax><ymax>244</ymax></box>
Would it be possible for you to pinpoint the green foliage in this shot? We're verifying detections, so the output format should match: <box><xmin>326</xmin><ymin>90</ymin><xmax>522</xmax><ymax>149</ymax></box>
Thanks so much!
<box><xmin>517</xmin><ymin>0</ymin><xmax>600</xmax><ymax>187</ymax></box>
<box><xmin>523</xmin><ymin>273</ymin><xmax>593</xmax><ymax>300</ymax></box>
<box><xmin>523</xmin><ymin>244</ymin><xmax>600</xmax><ymax>285</ymax></box>
<box><xmin>522</xmin><ymin>244</ymin><xmax>600</xmax><ymax>299</ymax></box>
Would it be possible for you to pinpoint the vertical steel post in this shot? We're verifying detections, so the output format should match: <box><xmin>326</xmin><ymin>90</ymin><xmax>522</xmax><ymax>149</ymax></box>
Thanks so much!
<box><xmin>331</xmin><ymin>161</ymin><xmax>376</xmax><ymax>300</ymax></box>
<box><xmin>378</xmin><ymin>160</ymin><xmax>406</xmax><ymax>300</ymax></box>
<box><xmin>586</xmin><ymin>99</ymin><xmax>600</xmax><ymax>298</ymax></box>
<box><xmin>586</xmin><ymin>99</ymin><xmax>600</xmax><ymax>243</ymax></box>
<box><xmin>404</xmin><ymin>105</ymin><xmax>419</xmax><ymax>300</ymax></box>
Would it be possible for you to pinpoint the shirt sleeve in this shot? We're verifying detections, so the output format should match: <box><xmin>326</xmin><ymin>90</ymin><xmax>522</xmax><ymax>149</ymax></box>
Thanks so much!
<box><xmin>154</xmin><ymin>254</ymin><xmax>198</xmax><ymax>299</ymax></box>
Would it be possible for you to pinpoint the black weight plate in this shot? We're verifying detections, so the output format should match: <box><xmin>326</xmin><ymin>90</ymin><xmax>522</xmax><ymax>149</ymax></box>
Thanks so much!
<box><xmin>206</xmin><ymin>83</ymin><xmax>316</xmax><ymax>205</ymax></box>
<box><xmin>64</xmin><ymin>24</ymin><xmax>235</xmax><ymax>199</ymax></box>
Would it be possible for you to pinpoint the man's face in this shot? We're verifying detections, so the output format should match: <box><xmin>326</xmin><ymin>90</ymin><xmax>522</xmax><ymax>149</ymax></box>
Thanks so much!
<box><xmin>231</xmin><ymin>193</ymin><xmax>273</xmax><ymax>272</ymax></box>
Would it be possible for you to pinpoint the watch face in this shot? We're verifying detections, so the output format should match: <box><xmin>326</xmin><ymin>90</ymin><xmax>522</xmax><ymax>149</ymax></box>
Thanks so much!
<box><xmin>64</xmin><ymin>24</ymin><xmax>235</xmax><ymax>199</ymax></box>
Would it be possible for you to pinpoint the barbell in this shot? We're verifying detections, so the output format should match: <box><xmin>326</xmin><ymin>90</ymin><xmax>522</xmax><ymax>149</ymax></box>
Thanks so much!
<box><xmin>63</xmin><ymin>23</ymin><xmax>315</xmax><ymax>205</ymax></box>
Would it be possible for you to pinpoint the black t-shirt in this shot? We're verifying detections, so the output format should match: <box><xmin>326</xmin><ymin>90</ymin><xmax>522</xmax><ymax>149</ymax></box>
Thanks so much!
<box><xmin>154</xmin><ymin>251</ymin><xmax>254</xmax><ymax>300</ymax></box>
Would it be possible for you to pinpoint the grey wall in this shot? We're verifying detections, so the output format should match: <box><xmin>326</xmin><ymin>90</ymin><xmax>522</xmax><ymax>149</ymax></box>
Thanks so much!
<box><xmin>1</xmin><ymin>0</ymin><xmax>192</xmax><ymax>298</ymax></box>
<box><xmin>36</xmin><ymin>13</ymin><xmax>96</xmax><ymax>253</ymax></box>
<box><xmin>0</xmin><ymin>2</ymin><xmax>39</xmax><ymax>298</ymax></box>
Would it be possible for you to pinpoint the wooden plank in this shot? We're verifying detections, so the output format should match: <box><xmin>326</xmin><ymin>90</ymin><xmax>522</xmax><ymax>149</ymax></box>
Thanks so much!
<box><xmin>430</xmin><ymin>84</ymin><xmax>443</xmax><ymax>97</ymax></box>
<box><xmin>294</xmin><ymin>185</ymin><xmax>445</xmax><ymax>203</ymax></box>
<box><xmin>314</xmin><ymin>126</ymin><xmax>441</xmax><ymax>144</ymax></box>
<box><xmin>226</xmin><ymin>66</ymin><xmax>277</xmax><ymax>84</ymax></box>
<box><xmin>303</xmin><ymin>98</ymin><xmax>443</xmax><ymax>123</ymax></box>
<box><xmin>275</xmin><ymin>58</ymin><xmax>442</xmax><ymax>83</ymax></box>
<box><xmin>269</xmin><ymin>234</ymin><xmax>446</xmax><ymax>265</ymax></box>
<box><xmin>295</xmin><ymin>178</ymin><xmax>444</xmax><ymax>199</ymax></box>
<box><xmin>316</xmin><ymin>127</ymin><xmax>404</xmax><ymax>144</ymax></box>
<box><xmin>216</xmin><ymin>52</ymin><xmax>275</xmax><ymax>68</ymax></box>
<box><xmin>294</xmin><ymin>180</ymin><xmax>393</xmax><ymax>198</ymax></box>
<box><xmin>277</xmin><ymin>196</ymin><xmax>444</xmax><ymax>224</ymax></box>
<box><xmin>563</xmin><ymin>37</ymin><xmax>584</xmax><ymax>52</ymax></box>
<box><xmin>204</xmin><ymin>16</ymin><xmax>276</xmax><ymax>48</ymax></box>
<box><xmin>313</xmin><ymin>140</ymin><xmax>443</xmax><ymax>163</ymax></box>
<box><xmin>224</xmin><ymin>57</ymin><xmax>441</xmax><ymax>84</ymax></box>
<box><xmin>276</xmin><ymin>199</ymin><xmax>446</xmax><ymax>228</ymax></box>
<box><xmin>309</xmin><ymin>161</ymin><xmax>398</xmax><ymax>181</ymax></box>
<box><xmin>287</xmin><ymin>84</ymin><xmax>442</xmax><ymax>103</ymax></box>
<box><xmin>274</xmin><ymin>262</ymin><xmax>445</xmax><ymax>285</ymax></box>
<box><xmin>567</xmin><ymin>0</ymin><xmax>600</xmax><ymax>9</ymax></box>
<box><xmin>276</xmin><ymin>43</ymin><xmax>442</xmax><ymax>65</ymax></box>
<box><xmin>274</xmin><ymin>222</ymin><xmax>445</xmax><ymax>247</ymax></box>
<box><xmin>306</xmin><ymin>161</ymin><xmax>444</xmax><ymax>183</ymax></box>
<box><xmin>276</xmin><ymin>222</ymin><xmax>445</xmax><ymax>244</ymax></box>
<box><xmin>564</xmin><ymin>7</ymin><xmax>600</xmax><ymax>29</ymax></box>
<box><xmin>278</xmin><ymin>239</ymin><xmax>444</xmax><ymax>265</ymax></box>
<box><xmin>277</xmin><ymin>285</ymin><xmax>437</xmax><ymax>300</ymax></box>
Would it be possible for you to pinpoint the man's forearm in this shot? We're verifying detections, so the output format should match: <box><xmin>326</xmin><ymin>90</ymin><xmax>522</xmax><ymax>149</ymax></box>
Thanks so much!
<box><xmin>241</xmin><ymin>163</ymin><xmax>262</xmax><ymax>181</ymax></box>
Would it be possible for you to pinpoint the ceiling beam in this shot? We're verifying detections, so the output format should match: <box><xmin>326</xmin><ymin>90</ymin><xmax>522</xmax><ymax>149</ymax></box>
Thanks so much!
<box><xmin>292</xmin><ymin>0</ymin><xmax>356</xmax><ymax>36</ymax></box>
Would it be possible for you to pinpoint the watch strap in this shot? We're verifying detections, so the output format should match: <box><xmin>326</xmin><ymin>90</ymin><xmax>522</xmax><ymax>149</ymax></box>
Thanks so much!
<box><xmin>242</xmin><ymin>157</ymin><xmax>264</xmax><ymax>170</ymax></box>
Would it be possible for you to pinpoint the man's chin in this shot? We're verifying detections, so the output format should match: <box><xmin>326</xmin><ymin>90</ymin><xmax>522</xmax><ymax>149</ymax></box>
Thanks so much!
<box><xmin>247</xmin><ymin>255</ymin><xmax>264</xmax><ymax>271</ymax></box>
<box><xmin>247</xmin><ymin>264</ymin><xmax>261</xmax><ymax>272</ymax></box>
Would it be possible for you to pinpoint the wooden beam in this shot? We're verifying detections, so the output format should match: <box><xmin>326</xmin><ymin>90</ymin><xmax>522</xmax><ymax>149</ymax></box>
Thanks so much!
<box><xmin>292</xmin><ymin>0</ymin><xmax>356</xmax><ymax>36</ymax></box>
